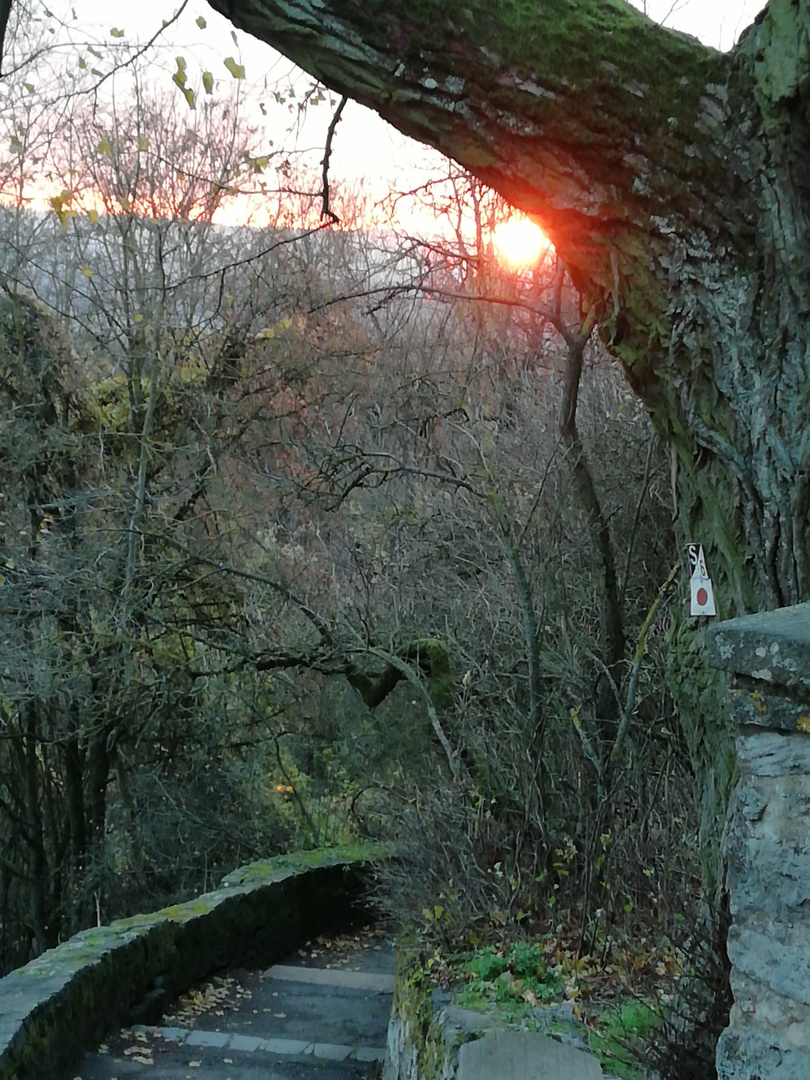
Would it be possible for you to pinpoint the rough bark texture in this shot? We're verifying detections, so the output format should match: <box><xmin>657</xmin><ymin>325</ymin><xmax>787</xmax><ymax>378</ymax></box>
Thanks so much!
<box><xmin>206</xmin><ymin>0</ymin><xmax>810</xmax><ymax>863</ymax></box>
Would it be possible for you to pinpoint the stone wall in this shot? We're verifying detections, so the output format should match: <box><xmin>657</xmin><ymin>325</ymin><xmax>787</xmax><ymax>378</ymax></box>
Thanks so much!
<box><xmin>382</xmin><ymin>949</ymin><xmax>608</xmax><ymax>1080</ymax></box>
<box><xmin>382</xmin><ymin>948</ymin><xmax>493</xmax><ymax>1080</ymax></box>
<box><xmin>0</xmin><ymin>845</ymin><xmax>379</xmax><ymax>1080</ymax></box>
<box><xmin>707</xmin><ymin>604</ymin><xmax>810</xmax><ymax>1079</ymax></box>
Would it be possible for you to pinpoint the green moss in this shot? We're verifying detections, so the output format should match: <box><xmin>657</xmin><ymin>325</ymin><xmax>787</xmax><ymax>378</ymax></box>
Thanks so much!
<box><xmin>221</xmin><ymin>842</ymin><xmax>384</xmax><ymax>885</ymax></box>
<box><xmin>367</xmin><ymin>0</ymin><xmax>712</xmax><ymax>82</ymax></box>
<box><xmin>161</xmin><ymin>899</ymin><xmax>220</xmax><ymax>920</ymax></box>
<box><xmin>409</xmin><ymin>638</ymin><xmax>456</xmax><ymax>711</ymax></box>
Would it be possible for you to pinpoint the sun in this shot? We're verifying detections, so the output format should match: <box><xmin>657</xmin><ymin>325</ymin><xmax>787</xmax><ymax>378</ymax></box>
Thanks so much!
<box><xmin>492</xmin><ymin>216</ymin><xmax>549</xmax><ymax>268</ymax></box>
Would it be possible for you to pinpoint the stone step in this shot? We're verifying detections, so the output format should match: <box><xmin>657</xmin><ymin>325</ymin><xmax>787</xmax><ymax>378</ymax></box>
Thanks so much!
<box><xmin>64</xmin><ymin>922</ymin><xmax>395</xmax><ymax>1080</ymax></box>
<box><xmin>131</xmin><ymin>1022</ymin><xmax>386</xmax><ymax>1061</ymax></box>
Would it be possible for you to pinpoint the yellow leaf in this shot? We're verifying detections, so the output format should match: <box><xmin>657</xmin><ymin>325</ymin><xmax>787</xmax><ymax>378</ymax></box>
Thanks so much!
<box><xmin>196</xmin><ymin>15</ymin><xmax>206</xmax><ymax>28</ymax></box>
<box><xmin>134</xmin><ymin>313</ymin><xmax>143</xmax><ymax>323</ymax></box>
<box><xmin>179</xmin><ymin>85</ymin><xmax>195</xmax><ymax>109</ymax></box>
<box><xmin>82</xmin><ymin>265</ymin><xmax>92</xmax><ymax>277</ymax></box>
<box><xmin>223</xmin><ymin>56</ymin><xmax>245</xmax><ymax>80</ymax></box>
<box><xmin>78</xmin><ymin>56</ymin><xmax>86</xmax><ymax>68</ymax></box>
<box><xmin>87</xmin><ymin>209</ymin><xmax>98</xmax><ymax>223</ymax></box>
<box><xmin>110</xmin><ymin>27</ymin><xmax>124</xmax><ymax>37</ymax></box>
<box><xmin>138</xmin><ymin>137</ymin><xmax>148</xmax><ymax>150</ymax></box>
<box><xmin>172</xmin><ymin>68</ymin><xmax>186</xmax><ymax>89</ymax></box>
<box><xmin>97</xmin><ymin>138</ymin><xmax>111</xmax><ymax>156</ymax></box>
<box><xmin>202</xmin><ymin>71</ymin><xmax>214</xmax><ymax>94</ymax></box>
<box><xmin>49</xmin><ymin>190</ymin><xmax>75</xmax><ymax>228</ymax></box>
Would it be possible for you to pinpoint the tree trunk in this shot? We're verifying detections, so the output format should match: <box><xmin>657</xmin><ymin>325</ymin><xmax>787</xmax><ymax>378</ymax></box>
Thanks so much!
<box><xmin>208</xmin><ymin>0</ymin><xmax>810</xmax><ymax>874</ymax></box>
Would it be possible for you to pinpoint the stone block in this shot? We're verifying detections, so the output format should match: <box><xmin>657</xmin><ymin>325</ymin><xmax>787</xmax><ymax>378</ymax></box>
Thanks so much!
<box><xmin>727</xmin><ymin>970</ymin><xmax>810</xmax><ymax>1050</ymax></box>
<box><xmin>707</xmin><ymin>604</ymin><xmax>810</xmax><ymax>689</ymax></box>
<box><xmin>458</xmin><ymin>1030</ymin><xmax>603</xmax><ymax>1080</ymax></box>
<box><xmin>186</xmin><ymin>1029</ymin><xmax>229</xmax><ymax>1047</ymax></box>
<box><xmin>737</xmin><ymin>729</ymin><xmax>810</xmax><ymax>776</ymax></box>
<box><xmin>717</xmin><ymin>1024</ymin><xmax>810</xmax><ymax>1079</ymax></box>
<box><xmin>228</xmin><ymin>1033</ymin><xmax>264</xmax><ymax>1052</ymax></box>
<box><xmin>728</xmin><ymin>916</ymin><xmax>810</xmax><ymax>1005</ymax></box>
<box><xmin>727</xmin><ymin>687</ymin><xmax>810</xmax><ymax>731</ymax></box>
<box><xmin>723</xmin><ymin>774</ymin><xmax>810</xmax><ymax>918</ymax></box>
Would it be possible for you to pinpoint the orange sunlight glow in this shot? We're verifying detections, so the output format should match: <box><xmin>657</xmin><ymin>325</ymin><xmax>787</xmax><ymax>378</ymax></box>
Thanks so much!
<box><xmin>492</xmin><ymin>216</ymin><xmax>549</xmax><ymax>268</ymax></box>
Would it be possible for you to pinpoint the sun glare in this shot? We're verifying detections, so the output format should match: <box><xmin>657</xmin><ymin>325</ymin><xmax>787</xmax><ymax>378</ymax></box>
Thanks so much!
<box><xmin>492</xmin><ymin>216</ymin><xmax>548</xmax><ymax>268</ymax></box>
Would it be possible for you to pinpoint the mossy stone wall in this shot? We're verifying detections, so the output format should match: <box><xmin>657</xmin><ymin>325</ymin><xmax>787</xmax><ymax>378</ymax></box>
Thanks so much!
<box><xmin>0</xmin><ymin>845</ymin><xmax>380</xmax><ymax>1080</ymax></box>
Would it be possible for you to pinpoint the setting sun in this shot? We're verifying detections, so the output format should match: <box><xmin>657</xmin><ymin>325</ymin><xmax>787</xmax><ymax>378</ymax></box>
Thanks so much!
<box><xmin>492</xmin><ymin>216</ymin><xmax>549</xmax><ymax>268</ymax></box>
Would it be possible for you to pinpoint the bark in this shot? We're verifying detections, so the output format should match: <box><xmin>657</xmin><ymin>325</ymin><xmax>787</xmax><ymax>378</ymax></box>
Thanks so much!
<box><xmin>209</xmin><ymin>0</ymin><xmax>809</xmax><ymax>871</ymax></box>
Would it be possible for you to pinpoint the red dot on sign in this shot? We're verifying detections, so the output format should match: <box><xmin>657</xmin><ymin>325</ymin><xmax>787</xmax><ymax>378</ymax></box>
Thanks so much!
<box><xmin>697</xmin><ymin>587</ymin><xmax>708</xmax><ymax>606</ymax></box>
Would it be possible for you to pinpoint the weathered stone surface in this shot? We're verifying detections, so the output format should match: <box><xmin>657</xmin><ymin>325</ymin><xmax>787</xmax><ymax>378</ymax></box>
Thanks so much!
<box><xmin>728</xmin><ymin>970</ymin><xmax>810</xmax><ymax>1050</ymax></box>
<box><xmin>718</xmin><ymin>970</ymin><xmax>810</xmax><ymax>1080</ymax></box>
<box><xmin>707</xmin><ymin>604</ymin><xmax>810</xmax><ymax>688</ymax></box>
<box><xmin>723</xmin><ymin>771</ymin><xmax>810</xmax><ymax>918</ymax></box>
<box><xmin>726</xmin><ymin>686</ymin><xmax>810</xmax><ymax>731</ymax></box>
<box><xmin>728</xmin><ymin>915</ymin><xmax>810</xmax><ymax>1005</ymax></box>
<box><xmin>717</xmin><ymin>1026</ymin><xmax>810</xmax><ymax>1080</ymax></box>
<box><xmin>709</xmin><ymin>604</ymin><xmax>810</xmax><ymax>1080</ymax></box>
<box><xmin>736</xmin><ymin>729</ymin><xmax>810</xmax><ymax>775</ymax></box>
<box><xmin>457</xmin><ymin>1030</ymin><xmax>603</xmax><ymax>1080</ymax></box>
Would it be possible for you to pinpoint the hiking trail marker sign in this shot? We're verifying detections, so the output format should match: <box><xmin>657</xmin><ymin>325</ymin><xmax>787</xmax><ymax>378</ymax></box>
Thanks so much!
<box><xmin>687</xmin><ymin>543</ymin><xmax>716</xmax><ymax>617</ymax></box>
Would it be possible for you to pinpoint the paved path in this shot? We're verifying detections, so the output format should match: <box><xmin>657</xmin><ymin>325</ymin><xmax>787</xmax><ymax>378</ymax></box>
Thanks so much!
<box><xmin>66</xmin><ymin>922</ymin><xmax>394</xmax><ymax>1080</ymax></box>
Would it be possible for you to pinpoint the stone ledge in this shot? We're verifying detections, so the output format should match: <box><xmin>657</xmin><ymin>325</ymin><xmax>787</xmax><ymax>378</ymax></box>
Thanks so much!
<box><xmin>0</xmin><ymin>844</ymin><xmax>381</xmax><ymax>1080</ymax></box>
<box><xmin>707</xmin><ymin>603</ymin><xmax>810</xmax><ymax>690</ymax></box>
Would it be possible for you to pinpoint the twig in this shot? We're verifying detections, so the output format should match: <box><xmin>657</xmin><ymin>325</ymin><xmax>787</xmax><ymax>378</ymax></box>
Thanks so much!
<box><xmin>321</xmin><ymin>96</ymin><xmax>347</xmax><ymax>223</ymax></box>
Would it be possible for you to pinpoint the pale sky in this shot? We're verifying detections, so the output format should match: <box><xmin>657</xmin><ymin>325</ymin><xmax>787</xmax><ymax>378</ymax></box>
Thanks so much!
<box><xmin>43</xmin><ymin>0</ymin><xmax>767</xmax><ymax>191</ymax></box>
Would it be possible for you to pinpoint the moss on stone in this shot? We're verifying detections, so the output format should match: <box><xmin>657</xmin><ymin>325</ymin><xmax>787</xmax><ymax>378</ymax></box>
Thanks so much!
<box><xmin>0</xmin><ymin>845</ymin><xmax>382</xmax><ymax>1080</ymax></box>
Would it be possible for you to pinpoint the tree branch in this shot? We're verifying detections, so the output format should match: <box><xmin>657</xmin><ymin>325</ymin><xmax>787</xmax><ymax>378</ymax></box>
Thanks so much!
<box><xmin>207</xmin><ymin>0</ymin><xmax>730</xmax><ymax>291</ymax></box>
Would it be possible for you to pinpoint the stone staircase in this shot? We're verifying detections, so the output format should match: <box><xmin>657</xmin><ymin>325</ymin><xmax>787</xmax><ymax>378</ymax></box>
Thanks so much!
<box><xmin>66</xmin><ymin>922</ymin><xmax>395</xmax><ymax>1080</ymax></box>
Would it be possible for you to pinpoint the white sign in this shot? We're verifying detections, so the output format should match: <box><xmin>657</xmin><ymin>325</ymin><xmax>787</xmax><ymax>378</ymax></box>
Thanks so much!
<box><xmin>687</xmin><ymin>543</ymin><xmax>716</xmax><ymax>616</ymax></box>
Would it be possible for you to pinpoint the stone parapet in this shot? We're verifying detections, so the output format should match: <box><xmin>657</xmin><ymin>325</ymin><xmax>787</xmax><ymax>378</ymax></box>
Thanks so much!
<box><xmin>707</xmin><ymin>604</ymin><xmax>810</xmax><ymax>1079</ymax></box>
<box><xmin>0</xmin><ymin>845</ymin><xmax>379</xmax><ymax>1080</ymax></box>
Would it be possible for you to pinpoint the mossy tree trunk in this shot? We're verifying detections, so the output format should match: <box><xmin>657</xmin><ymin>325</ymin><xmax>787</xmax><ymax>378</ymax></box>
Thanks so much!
<box><xmin>208</xmin><ymin>0</ymin><xmax>810</xmax><ymax>884</ymax></box>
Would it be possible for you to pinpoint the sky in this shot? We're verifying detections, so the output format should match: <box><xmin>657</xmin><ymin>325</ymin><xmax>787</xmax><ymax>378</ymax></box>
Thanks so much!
<box><xmin>44</xmin><ymin>0</ymin><xmax>766</xmax><ymax>196</ymax></box>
